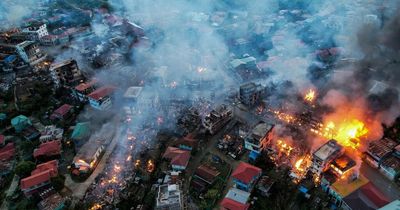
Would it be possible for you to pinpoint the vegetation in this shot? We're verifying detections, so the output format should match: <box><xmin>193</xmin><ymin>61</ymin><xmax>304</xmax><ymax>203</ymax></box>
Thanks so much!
<box><xmin>51</xmin><ymin>175</ymin><xmax>66</xmax><ymax>192</ymax></box>
<box><xmin>15</xmin><ymin>161</ymin><xmax>36</xmax><ymax>178</ymax></box>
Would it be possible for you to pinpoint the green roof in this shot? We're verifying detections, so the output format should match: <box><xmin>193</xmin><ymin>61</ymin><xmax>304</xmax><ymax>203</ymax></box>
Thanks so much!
<box><xmin>11</xmin><ymin>115</ymin><xmax>32</xmax><ymax>132</ymax></box>
<box><xmin>0</xmin><ymin>113</ymin><xmax>6</xmax><ymax>120</ymax></box>
<box><xmin>71</xmin><ymin>122</ymin><xmax>90</xmax><ymax>140</ymax></box>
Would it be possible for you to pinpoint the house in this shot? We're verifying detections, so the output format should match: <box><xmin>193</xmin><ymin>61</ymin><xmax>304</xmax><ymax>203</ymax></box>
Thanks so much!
<box><xmin>163</xmin><ymin>147</ymin><xmax>191</xmax><ymax>171</ymax></box>
<box><xmin>11</xmin><ymin>115</ymin><xmax>32</xmax><ymax>133</ymax></box>
<box><xmin>15</xmin><ymin>41</ymin><xmax>47</xmax><ymax>65</ymax></box>
<box><xmin>202</xmin><ymin>104</ymin><xmax>233</xmax><ymax>134</ymax></box>
<box><xmin>310</xmin><ymin>140</ymin><xmax>343</xmax><ymax>175</ymax></box>
<box><xmin>256</xmin><ymin>176</ymin><xmax>274</xmax><ymax>197</ymax></box>
<box><xmin>73</xmin><ymin>79</ymin><xmax>98</xmax><ymax>102</ymax></box>
<box><xmin>220</xmin><ymin>188</ymin><xmax>251</xmax><ymax>210</ymax></box>
<box><xmin>87</xmin><ymin>86</ymin><xmax>116</xmax><ymax>110</ymax></box>
<box><xmin>155</xmin><ymin>184</ymin><xmax>183</xmax><ymax>210</ymax></box>
<box><xmin>0</xmin><ymin>142</ymin><xmax>15</xmax><ymax>161</ymax></box>
<box><xmin>239</xmin><ymin>82</ymin><xmax>264</xmax><ymax>106</ymax></box>
<box><xmin>378</xmin><ymin>200</ymin><xmax>400</xmax><ymax>210</ymax></box>
<box><xmin>176</xmin><ymin>134</ymin><xmax>198</xmax><ymax>151</ymax></box>
<box><xmin>123</xmin><ymin>86</ymin><xmax>142</xmax><ymax>103</ymax></box>
<box><xmin>22</xmin><ymin>23</ymin><xmax>49</xmax><ymax>41</ymax></box>
<box><xmin>20</xmin><ymin>160</ymin><xmax>58</xmax><ymax>197</ymax></box>
<box><xmin>379</xmin><ymin>155</ymin><xmax>400</xmax><ymax>181</ymax></box>
<box><xmin>322</xmin><ymin>173</ymin><xmax>370</xmax><ymax>207</ymax></box>
<box><xmin>244</xmin><ymin>122</ymin><xmax>273</xmax><ymax>158</ymax></box>
<box><xmin>40</xmin><ymin>125</ymin><xmax>63</xmax><ymax>143</ymax></box>
<box><xmin>33</xmin><ymin>140</ymin><xmax>62</xmax><ymax>159</ymax></box>
<box><xmin>40</xmin><ymin>34</ymin><xmax>59</xmax><ymax>46</ymax></box>
<box><xmin>21</xmin><ymin>126</ymin><xmax>40</xmax><ymax>141</ymax></box>
<box><xmin>194</xmin><ymin>164</ymin><xmax>221</xmax><ymax>184</ymax></box>
<box><xmin>231</xmin><ymin>162</ymin><xmax>262</xmax><ymax>192</ymax></box>
<box><xmin>0</xmin><ymin>135</ymin><xmax>5</xmax><ymax>146</ymax></box>
<box><xmin>50</xmin><ymin>104</ymin><xmax>73</xmax><ymax>121</ymax></box>
<box><xmin>365</xmin><ymin>138</ymin><xmax>398</xmax><ymax>168</ymax></box>
<box><xmin>37</xmin><ymin>192</ymin><xmax>65</xmax><ymax>210</ymax></box>
<box><xmin>49</xmin><ymin>59</ymin><xmax>83</xmax><ymax>88</ymax></box>
<box><xmin>342</xmin><ymin>182</ymin><xmax>390</xmax><ymax>210</ymax></box>
<box><xmin>70</xmin><ymin>122</ymin><xmax>90</xmax><ymax>148</ymax></box>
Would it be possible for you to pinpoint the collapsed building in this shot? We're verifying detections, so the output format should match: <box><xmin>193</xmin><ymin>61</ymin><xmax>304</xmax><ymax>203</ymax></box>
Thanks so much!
<box><xmin>239</xmin><ymin>82</ymin><xmax>264</xmax><ymax>107</ymax></box>
<box><xmin>49</xmin><ymin>59</ymin><xmax>84</xmax><ymax>88</ymax></box>
<box><xmin>155</xmin><ymin>184</ymin><xmax>184</xmax><ymax>210</ymax></box>
<box><xmin>202</xmin><ymin>104</ymin><xmax>233</xmax><ymax>134</ymax></box>
<box><xmin>0</xmin><ymin>41</ymin><xmax>46</xmax><ymax>66</ymax></box>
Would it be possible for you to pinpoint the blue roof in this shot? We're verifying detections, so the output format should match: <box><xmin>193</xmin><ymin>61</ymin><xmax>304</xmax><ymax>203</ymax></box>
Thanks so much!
<box><xmin>299</xmin><ymin>185</ymin><xmax>308</xmax><ymax>194</ymax></box>
<box><xmin>249</xmin><ymin>150</ymin><xmax>260</xmax><ymax>160</ymax></box>
<box><xmin>4</xmin><ymin>55</ymin><xmax>16</xmax><ymax>63</ymax></box>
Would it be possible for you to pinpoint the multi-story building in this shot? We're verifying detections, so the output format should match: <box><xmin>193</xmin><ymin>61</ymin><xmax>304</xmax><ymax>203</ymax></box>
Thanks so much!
<box><xmin>87</xmin><ymin>86</ymin><xmax>115</xmax><ymax>110</ymax></box>
<box><xmin>155</xmin><ymin>184</ymin><xmax>183</xmax><ymax>210</ymax></box>
<box><xmin>239</xmin><ymin>82</ymin><xmax>264</xmax><ymax>106</ymax></box>
<box><xmin>16</xmin><ymin>41</ymin><xmax>47</xmax><ymax>65</ymax></box>
<box><xmin>231</xmin><ymin>162</ymin><xmax>262</xmax><ymax>192</ymax></box>
<box><xmin>22</xmin><ymin>23</ymin><xmax>49</xmax><ymax>41</ymax></box>
<box><xmin>0</xmin><ymin>41</ymin><xmax>46</xmax><ymax>65</ymax></box>
<box><xmin>311</xmin><ymin>140</ymin><xmax>343</xmax><ymax>175</ymax></box>
<box><xmin>244</xmin><ymin>122</ymin><xmax>273</xmax><ymax>154</ymax></box>
<box><xmin>49</xmin><ymin>59</ymin><xmax>83</xmax><ymax>88</ymax></box>
<box><xmin>73</xmin><ymin>79</ymin><xmax>98</xmax><ymax>102</ymax></box>
<box><xmin>202</xmin><ymin>104</ymin><xmax>233</xmax><ymax>134</ymax></box>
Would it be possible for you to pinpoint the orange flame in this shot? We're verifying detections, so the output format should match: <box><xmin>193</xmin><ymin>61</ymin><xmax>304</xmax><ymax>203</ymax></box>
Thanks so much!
<box><xmin>304</xmin><ymin>89</ymin><xmax>316</xmax><ymax>103</ymax></box>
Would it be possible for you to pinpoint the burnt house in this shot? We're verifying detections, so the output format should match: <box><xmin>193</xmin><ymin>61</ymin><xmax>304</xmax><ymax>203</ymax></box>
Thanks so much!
<box><xmin>365</xmin><ymin>138</ymin><xmax>398</xmax><ymax>168</ymax></box>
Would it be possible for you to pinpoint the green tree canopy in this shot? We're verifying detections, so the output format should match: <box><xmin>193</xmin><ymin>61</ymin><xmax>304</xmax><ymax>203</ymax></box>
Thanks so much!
<box><xmin>15</xmin><ymin>161</ymin><xmax>36</xmax><ymax>178</ymax></box>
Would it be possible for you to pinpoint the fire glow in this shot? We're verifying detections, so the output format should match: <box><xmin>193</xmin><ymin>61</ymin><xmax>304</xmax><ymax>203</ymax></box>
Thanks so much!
<box><xmin>304</xmin><ymin>89</ymin><xmax>316</xmax><ymax>103</ymax></box>
<box><xmin>312</xmin><ymin>119</ymin><xmax>368</xmax><ymax>149</ymax></box>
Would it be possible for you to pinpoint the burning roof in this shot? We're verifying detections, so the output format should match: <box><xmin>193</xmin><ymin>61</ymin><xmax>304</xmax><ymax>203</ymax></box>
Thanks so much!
<box><xmin>330</xmin><ymin>153</ymin><xmax>356</xmax><ymax>176</ymax></box>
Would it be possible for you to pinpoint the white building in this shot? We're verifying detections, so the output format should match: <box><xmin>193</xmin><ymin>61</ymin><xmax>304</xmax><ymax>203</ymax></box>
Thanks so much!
<box><xmin>202</xmin><ymin>104</ymin><xmax>233</xmax><ymax>134</ymax></box>
<box><xmin>311</xmin><ymin>140</ymin><xmax>343</xmax><ymax>175</ymax></box>
<box><xmin>87</xmin><ymin>86</ymin><xmax>115</xmax><ymax>110</ymax></box>
<box><xmin>22</xmin><ymin>23</ymin><xmax>49</xmax><ymax>41</ymax></box>
<box><xmin>39</xmin><ymin>125</ymin><xmax>63</xmax><ymax>143</ymax></box>
<box><xmin>155</xmin><ymin>184</ymin><xmax>183</xmax><ymax>210</ymax></box>
<box><xmin>244</xmin><ymin>122</ymin><xmax>273</xmax><ymax>153</ymax></box>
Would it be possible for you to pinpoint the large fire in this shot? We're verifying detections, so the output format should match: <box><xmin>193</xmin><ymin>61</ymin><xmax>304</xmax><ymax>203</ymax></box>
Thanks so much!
<box><xmin>304</xmin><ymin>89</ymin><xmax>316</xmax><ymax>103</ymax></box>
<box><xmin>312</xmin><ymin>119</ymin><xmax>368</xmax><ymax>149</ymax></box>
<box><xmin>276</xmin><ymin>139</ymin><xmax>294</xmax><ymax>156</ymax></box>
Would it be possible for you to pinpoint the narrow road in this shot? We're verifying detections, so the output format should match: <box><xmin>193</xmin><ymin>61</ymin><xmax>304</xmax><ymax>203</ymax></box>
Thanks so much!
<box><xmin>0</xmin><ymin>175</ymin><xmax>19</xmax><ymax>210</ymax></box>
<box><xmin>360</xmin><ymin>162</ymin><xmax>400</xmax><ymax>201</ymax></box>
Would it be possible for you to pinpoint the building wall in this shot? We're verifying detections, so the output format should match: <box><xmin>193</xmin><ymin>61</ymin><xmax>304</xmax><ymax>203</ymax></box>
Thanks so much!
<box><xmin>89</xmin><ymin>97</ymin><xmax>112</xmax><ymax>110</ymax></box>
<box><xmin>172</xmin><ymin>164</ymin><xmax>186</xmax><ymax>171</ymax></box>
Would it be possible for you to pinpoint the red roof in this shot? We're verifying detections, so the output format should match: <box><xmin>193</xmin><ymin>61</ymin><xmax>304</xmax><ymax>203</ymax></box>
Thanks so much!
<box><xmin>20</xmin><ymin>170</ymin><xmax>51</xmax><ymax>190</ymax></box>
<box><xmin>32</xmin><ymin>160</ymin><xmax>58</xmax><ymax>177</ymax></box>
<box><xmin>220</xmin><ymin>198</ymin><xmax>250</xmax><ymax>210</ymax></box>
<box><xmin>0</xmin><ymin>135</ymin><xmax>4</xmax><ymax>145</ymax></box>
<box><xmin>0</xmin><ymin>142</ymin><xmax>15</xmax><ymax>161</ymax></box>
<box><xmin>361</xmin><ymin>182</ymin><xmax>390</xmax><ymax>207</ymax></box>
<box><xmin>88</xmin><ymin>86</ymin><xmax>116</xmax><ymax>101</ymax></box>
<box><xmin>33</xmin><ymin>140</ymin><xmax>61</xmax><ymax>158</ymax></box>
<box><xmin>53</xmin><ymin>104</ymin><xmax>72</xmax><ymax>117</ymax></box>
<box><xmin>231</xmin><ymin>162</ymin><xmax>262</xmax><ymax>184</ymax></box>
<box><xmin>75</xmin><ymin>79</ymin><xmax>98</xmax><ymax>91</ymax></box>
<box><xmin>195</xmin><ymin>164</ymin><xmax>220</xmax><ymax>184</ymax></box>
<box><xmin>163</xmin><ymin>147</ymin><xmax>191</xmax><ymax>167</ymax></box>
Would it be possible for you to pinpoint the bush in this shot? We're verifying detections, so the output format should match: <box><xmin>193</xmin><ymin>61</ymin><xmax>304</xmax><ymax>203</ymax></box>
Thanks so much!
<box><xmin>15</xmin><ymin>161</ymin><xmax>36</xmax><ymax>178</ymax></box>
<box><xmin>51</xmin><ymin>175</ymin><xmax>66</xmax><ymax>192</ymax></box>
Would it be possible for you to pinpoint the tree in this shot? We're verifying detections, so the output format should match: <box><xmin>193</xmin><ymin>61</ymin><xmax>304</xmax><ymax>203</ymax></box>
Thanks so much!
<box><xmin>51</xmin><ymin>175</ymin><xmax>66</xmax><ymax>192</ymax></box>
<box><xmin>15</xmin><ymin>161</ymin><xmax>36</xmax><ymax>178</ymax></box>
<box><xmin>205</xmin><ymin>189</ymin><xmax>219</xmax><ymax>200</ymax></box>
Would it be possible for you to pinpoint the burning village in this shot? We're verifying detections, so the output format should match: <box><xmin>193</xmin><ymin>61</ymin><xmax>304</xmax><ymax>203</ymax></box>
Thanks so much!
<box><xmin>1</xmin><ymin>0</ymin><xmax>400</xmax><ymax>210</ymax></box>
